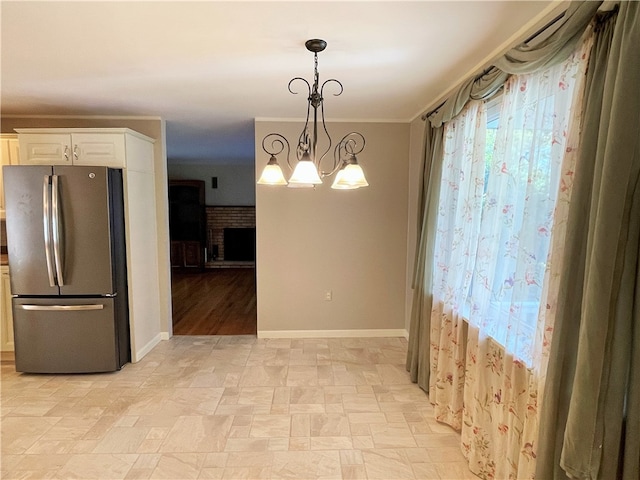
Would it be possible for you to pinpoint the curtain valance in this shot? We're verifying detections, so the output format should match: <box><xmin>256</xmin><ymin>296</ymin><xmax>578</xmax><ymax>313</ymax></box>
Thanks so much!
<box><xmin>427</xmin><ymin>0</ymin><xmax>603</xmax><ymax>128</ymax></box>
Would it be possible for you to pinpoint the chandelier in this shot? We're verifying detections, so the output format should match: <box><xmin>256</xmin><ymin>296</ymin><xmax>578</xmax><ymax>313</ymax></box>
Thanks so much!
<box><xmin>257</xmin><ymin>39</ymin><xmax>369</xmax><ymax>189</ymax></box>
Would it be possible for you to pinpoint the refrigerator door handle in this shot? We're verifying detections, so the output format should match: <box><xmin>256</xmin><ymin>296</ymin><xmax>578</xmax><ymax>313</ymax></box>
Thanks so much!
<box><xmin>42</xmin><ymin>175</ymin><xmax>56</xmax><ymax>287</ymax></box>
<box><xmin>18</xmin><ymin>304</ymin><xmax>105</xmax><ymax>312</ymax></box>
<box><xmin>51</xmin><ymin>174</ymin><xmax>65</xmax><ymax>286</ymax></box>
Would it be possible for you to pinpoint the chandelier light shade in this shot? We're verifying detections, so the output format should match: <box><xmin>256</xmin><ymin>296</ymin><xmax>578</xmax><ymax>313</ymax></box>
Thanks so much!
<box><xmin>289</xmin><ymin>158</ymin><xmax>323</xmax><ymax>186</ymax></box>
<box><xmin>258</xmin><ymin>39</ymin><xmax>369</xmax><ymax>190</ymax></box>
<box><xmin>332</xmin><ymin>163</ymin><xmax>369</xmax><ymax>190</ymax></box>
<box><xmin>257</xmin><ymin>155</ymin><xmax>288</xmax><ymax>185</ymax></box>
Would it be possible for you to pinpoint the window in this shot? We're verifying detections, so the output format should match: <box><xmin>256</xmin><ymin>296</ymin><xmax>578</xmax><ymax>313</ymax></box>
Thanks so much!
<box><xmin>433</xmin><ymin>52</ymin><xmax>586</xmax><ymax>366</ymax></box>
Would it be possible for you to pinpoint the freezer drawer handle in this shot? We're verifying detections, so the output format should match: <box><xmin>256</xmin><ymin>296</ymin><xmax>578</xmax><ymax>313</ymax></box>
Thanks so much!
<box><xmin>18</xmin><ymin>304</ymin><xmax>105</xmax><ymax>311</ymax></box>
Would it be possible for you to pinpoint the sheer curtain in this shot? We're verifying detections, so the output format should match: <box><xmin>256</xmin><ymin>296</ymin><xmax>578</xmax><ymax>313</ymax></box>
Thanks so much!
<box><xmin>428</xmin><ymin>40</ymin><xmax>591</xmax><ymax>478</ymax></box>
<box><xmin>429</xmin><ymin>100</ymin><xmax>487</xmax><ymax>429</ymax></box>
<box><xmin>466</xmin><ymin>54</ymin><xmax>587</xmax><ymax>365</ymax></box>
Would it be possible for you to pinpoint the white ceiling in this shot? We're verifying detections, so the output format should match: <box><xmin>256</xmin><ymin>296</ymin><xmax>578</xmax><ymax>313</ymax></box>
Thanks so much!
<box><xmin>1</xmin><ymin>1</ymin><xmax>562</xmax><ymax>165</ymax></box>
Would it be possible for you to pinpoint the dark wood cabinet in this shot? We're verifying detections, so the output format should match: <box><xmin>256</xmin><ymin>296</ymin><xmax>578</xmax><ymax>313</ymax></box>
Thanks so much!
<box><xmin>169</xmin><ymin>180</ymin><xmax>206</xmax><ymax>269</ymax></box>
<box><xmin>170</xmin><ymin>241</ymin><xmax>202</xmax><ymax>268</ymax></box>
<box><xmin>170</xmin><ymin>242</ymin><xmax>182</xmax><ymax>268</ymax></box>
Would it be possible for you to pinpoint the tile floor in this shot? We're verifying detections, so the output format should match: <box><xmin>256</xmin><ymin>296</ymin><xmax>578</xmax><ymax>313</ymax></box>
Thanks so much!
<box><xmin>1</xmin><ymin>336</ymin><xmax>477</xmax><ymax>479</ymax></box>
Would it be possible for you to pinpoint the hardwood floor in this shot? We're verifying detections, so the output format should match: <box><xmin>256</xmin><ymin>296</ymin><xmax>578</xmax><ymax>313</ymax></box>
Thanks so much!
<box><xmin>171</xmin><ymin>268</ymin><xmax>257</xmax><ymax>335</ymax></box>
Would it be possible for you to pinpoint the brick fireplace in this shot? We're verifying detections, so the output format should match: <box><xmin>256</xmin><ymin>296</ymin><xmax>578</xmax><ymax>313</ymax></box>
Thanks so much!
<box><xmin>205</xmin><ymin>206</ymin><xmax>255</xmax><ymax>267</ymax></box>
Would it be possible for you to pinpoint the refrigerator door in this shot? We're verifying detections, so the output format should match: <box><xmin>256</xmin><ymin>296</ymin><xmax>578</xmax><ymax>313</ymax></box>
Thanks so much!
<box><xmin>12</xmin><ymin>297</ymin><xmax>121</xmax><ymax>373</ymax></box>
<box><xmin>53</xmin><ymin>166</ymin><xmax>116</xmax><ymax>296</ymax></box>
<box><xmin>4</xmin><ymin>165</ymin><xmax>60</xmax><ymax>296</ymax></box>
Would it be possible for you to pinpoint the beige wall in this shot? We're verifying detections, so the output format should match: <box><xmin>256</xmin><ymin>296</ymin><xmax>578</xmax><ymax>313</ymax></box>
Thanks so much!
<box><xmin>1</xmin><ymin>115</ymin><xmax>172</xmax><ymax>337</ymax></box>
<box><xmin>255</xmin><ymin>120</ymin><xmax>410</xmax><ymax>335</ymax></box>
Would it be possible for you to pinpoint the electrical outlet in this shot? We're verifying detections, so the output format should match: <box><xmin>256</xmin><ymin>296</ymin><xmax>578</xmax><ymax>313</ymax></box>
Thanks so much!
<box><xmin>325</xmin><ymin>290</ymin><xmax>332</xmax><ymax>301</ymax></box>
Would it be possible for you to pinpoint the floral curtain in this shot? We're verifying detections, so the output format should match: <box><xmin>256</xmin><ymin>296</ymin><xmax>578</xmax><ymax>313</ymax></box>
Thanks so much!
<box><xmin>429</xmin><ymin>100</ymin><xmax>487</xmax><ymax>429</ymax></box>
<box><xmin>429</xmin><ymin>38</ymin><xmax>591</xmax><ymax>479</ymax></box>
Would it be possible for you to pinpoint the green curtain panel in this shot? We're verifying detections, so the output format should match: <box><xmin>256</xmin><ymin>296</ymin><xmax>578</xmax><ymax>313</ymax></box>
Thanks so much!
<box><xmin>537</xmin><ymin>3</ymin><xmax>640</xmax><ymax>479</ymax></box>
<box><xmin>535</xmin><ymin>11</ymin><xmax>616</xmax><ymax>478</ymax></box>
<box><xmin>406</xmin><ymin>125</ymin><xmax>443</xmax><ymax>391</ymax></box>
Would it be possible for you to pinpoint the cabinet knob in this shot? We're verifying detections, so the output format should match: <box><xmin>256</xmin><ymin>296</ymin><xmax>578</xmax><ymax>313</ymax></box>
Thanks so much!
<box><xmin>73</xmin><ymin>145</ymin><xmax>79</xmax><ymax>159</ymax></box>
<box><xmin>63</xmin><ymin>145</ymin><xmax>69</xmax><ymax>160</ymax></box>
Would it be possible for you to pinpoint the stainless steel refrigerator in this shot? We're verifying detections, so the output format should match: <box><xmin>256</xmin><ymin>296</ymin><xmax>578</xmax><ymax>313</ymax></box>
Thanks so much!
<box><xmin>3</xmin><ymin>165</ymin><xmax>130</xmax><ymax>373</ymax></box>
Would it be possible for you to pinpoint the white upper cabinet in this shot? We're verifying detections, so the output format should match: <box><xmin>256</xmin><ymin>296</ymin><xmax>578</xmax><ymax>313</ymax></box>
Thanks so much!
<box><xmin>71</xmin><ymin>133</ymin><xmax>126</xmax><ymax>168</ymax></box>
<box><xmin>16</xmin><ymin>128</ymin><xmax>152</xmax><ymax>169</ymax></box>
<box><xmin>18</xmin><ymin>133</ymin><xmax>73</xmax><ymax>165</ymax></box>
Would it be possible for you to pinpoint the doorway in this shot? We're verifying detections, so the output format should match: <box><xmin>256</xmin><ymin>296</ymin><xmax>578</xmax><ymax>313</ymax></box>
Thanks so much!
<box><xmin>171</xmin><ymin>268</ymin><xmax>256</xmax><ymax>335</ymax></box>
<box><xmin>168</xmin><ymin>180</ymin><xmax>257</xmax><ymax>335</ymax></box>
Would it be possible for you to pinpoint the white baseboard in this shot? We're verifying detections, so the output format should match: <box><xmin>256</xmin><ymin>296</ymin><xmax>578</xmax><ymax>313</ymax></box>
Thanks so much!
<box><xmin>160</xmin><ymin>332</ymin><xmax>171</xmax><ymax>341</ymax></box>
<box><xmin>132</xmin><ymin>333</ymin><xmax>162</xmax><ymax>362</ymax></box>
<box><xmin>257</xmin><ymin>329</ymin><xmax>408</xmax><ymax>339</ymax></box>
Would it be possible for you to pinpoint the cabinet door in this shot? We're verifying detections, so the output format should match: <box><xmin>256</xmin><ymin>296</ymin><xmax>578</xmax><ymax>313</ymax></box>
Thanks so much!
<box><xmin>19</xmin><ymin>134</ymin><xmax>72</xmax><ymax>165</ymax></box>
<box><xmin>72</xmin><ymin>133</ymin><xmax>125</xmax><ymax>167</ymax></box>
<box><xmin>170</xmin><ymin>241</ymin><xmax>184</xmax><ymax>267</ymax></box>
<box><xmin>182</xmin><ymin>241</ymin><xmax>202</xmax><ymax>268</ymax></box>
<box><xmin>1</xmin><ymin>268</ymin><xmax>14</xmax><ymax>352</ymax></box>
